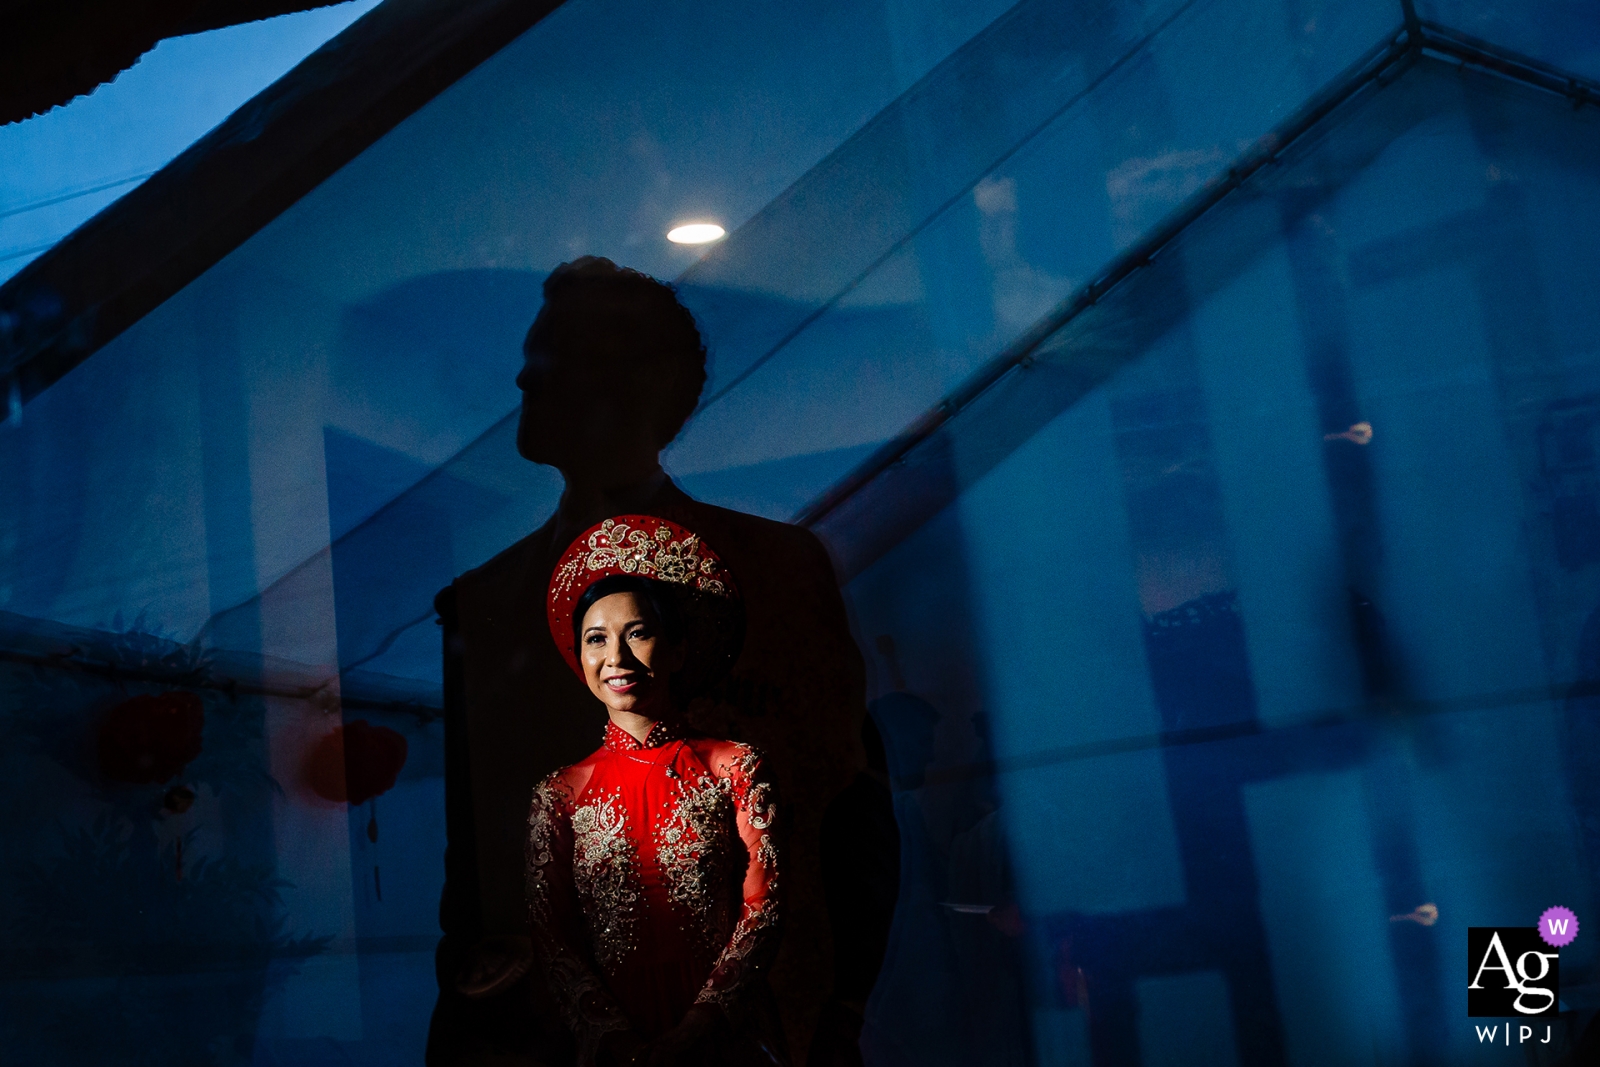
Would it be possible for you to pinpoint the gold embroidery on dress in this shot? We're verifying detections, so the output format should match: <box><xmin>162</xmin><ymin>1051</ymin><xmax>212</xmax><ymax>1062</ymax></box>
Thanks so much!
<box><xmin>526</xmin><ymin>776</ymin><xmax>560</xmax><ymax>927</ymax></box>
<box><xmin>692</xmin><ymin>744</ymin><xmax>782</xmax><ymax>1013</ymax></box>
<box><xmin>654</xmin><ymin>769</ymin><xmax>737</xmax><ymax>954</ymax></box>
<box><xmin>526</xmin><ymin>776</ymin><xmax>630</xmax><ymax>1061</ymax></box>
<box><xmin>571</xmin><ymin>789</ymin><xmax>640</xmax><ymax>973</ymax></box>
<box><xmin>736</xmin><ymin>747</ymin><xmax>777</xmax><ymax>831</ymax></box>
<box><xmin>530</xmin><ymin>746</ymin><xmax>782</xmax><ymax>1035</ymax></box>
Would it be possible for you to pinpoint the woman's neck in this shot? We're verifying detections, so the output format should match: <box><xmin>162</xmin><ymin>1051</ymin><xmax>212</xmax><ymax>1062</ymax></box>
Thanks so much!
<box><xmin>609</xmin><ymin>708</ymin><xmax>680</xmax><ymax>745</ymax></box>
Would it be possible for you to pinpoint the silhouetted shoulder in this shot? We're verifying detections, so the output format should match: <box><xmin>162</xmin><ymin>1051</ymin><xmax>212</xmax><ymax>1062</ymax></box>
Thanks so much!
<box><xmin>433</xmin><ymin>582</ymin><xmax>457</xmax><ymax>622</ymax></box>
<box><xmin>687</xmin><ymin>498</ymin><xmax>817</xmax><ymax>547</ymax></box>
<box><xmin>458</xmin><ymin>517</ymin><xmax>556</xmax><ymax>590</ymax></box>
<box><xmin>677</xmin><ymin>497</ymin><xmax>840</xmax><ymax>579</ymax></box>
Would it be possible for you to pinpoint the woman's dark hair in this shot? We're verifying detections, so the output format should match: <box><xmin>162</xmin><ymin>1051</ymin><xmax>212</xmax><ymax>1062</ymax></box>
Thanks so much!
<box><xmin>572</xmin><ymin>574</ymin><xmax>685</xmax><ymax>663</ymax></box>
<box><xmin>526</xmin><ymin>256</ymin><xmax>708</xmax><ymax>447</ymax></box>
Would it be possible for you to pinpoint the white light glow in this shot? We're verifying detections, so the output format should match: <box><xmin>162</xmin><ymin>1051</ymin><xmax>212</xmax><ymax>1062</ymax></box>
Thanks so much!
<box><xmin>667</xmin><ymin>223</ymin><xmax>726</xmax><ymax>245</ymax></box>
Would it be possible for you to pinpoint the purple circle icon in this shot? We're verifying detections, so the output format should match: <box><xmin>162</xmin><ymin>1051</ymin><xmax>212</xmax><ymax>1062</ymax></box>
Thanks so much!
<box><xmin>1539</xmin><ymin>906</ymin><xmax>1579</xmax><ymax>948</ymax></box>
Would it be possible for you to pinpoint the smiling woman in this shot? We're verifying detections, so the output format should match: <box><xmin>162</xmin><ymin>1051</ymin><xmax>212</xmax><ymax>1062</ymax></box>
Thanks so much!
<box><xmin>574</xmin><ymin>575</ymin><xmax>687</xmax><ymax>740</ymax></box>
<box><xmin>520</xmin><ymin>515</ymin><xmax>786</xmax><ymax>1067</ymax></box>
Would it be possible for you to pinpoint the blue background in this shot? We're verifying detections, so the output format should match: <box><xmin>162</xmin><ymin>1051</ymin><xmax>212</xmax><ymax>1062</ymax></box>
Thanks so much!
<box><xmin>3</xmin><ymin>0</ymin><xmax>1600</xmax><ymax>1063</ymax></box>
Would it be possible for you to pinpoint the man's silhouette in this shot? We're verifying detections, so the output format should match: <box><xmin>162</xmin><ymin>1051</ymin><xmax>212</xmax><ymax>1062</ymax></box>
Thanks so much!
<box><xmin>426</xmin><ymin>258</ymin><xmax>867</xmax><ymax>1066</ymax></box>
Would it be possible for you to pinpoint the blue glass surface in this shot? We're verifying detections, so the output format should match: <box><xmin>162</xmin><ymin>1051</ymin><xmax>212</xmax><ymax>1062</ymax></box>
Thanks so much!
<box><xmin>5</xmin><ymin>0</ymin><xmax>1600</xmax><ymax>1061</ymax></box>
<box><xmin>846</xmin><ymin>55</ymin><xmax>1600</xmax><ymax>1065</ymax></box>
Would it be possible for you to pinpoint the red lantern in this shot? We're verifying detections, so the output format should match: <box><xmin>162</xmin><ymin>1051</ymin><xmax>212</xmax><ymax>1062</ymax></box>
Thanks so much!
<box><xmin>97</xmin><ymin>691</ymin><xmax>204</xmax><ymax>784</ymax></box>
<box><xmin>305</xmin><ymin>720</ymin><xmax>408</xmax><ymax>805</ymax></box>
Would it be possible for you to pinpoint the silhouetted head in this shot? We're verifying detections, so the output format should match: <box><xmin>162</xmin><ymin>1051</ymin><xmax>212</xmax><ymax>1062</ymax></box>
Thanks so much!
<box><xmin>516</xmin><ymin>257</ymin><xmax>707</xmax><ymax>478</ymax></box>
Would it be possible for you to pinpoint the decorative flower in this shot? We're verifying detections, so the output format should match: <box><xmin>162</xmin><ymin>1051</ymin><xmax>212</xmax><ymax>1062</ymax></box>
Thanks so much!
<box><xmin>305</xmin><ymin>720</ymin><xmax>408</xmax><ymax>805</ymax></box>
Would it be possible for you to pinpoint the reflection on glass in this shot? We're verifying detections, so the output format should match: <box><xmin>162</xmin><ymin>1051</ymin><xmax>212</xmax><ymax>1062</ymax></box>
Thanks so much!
<box><xmin>4</xmin><ymin>0</ymin><xmax>1600</xmax><ymax>1063</ymax></box>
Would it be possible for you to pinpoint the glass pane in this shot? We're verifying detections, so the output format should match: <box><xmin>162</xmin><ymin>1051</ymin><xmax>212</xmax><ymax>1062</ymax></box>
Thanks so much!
<box><xmin>1415</xmin><ymin>0</ymin><xmax>1600</xmax><ymax>81</ymax></box>
<box><xmin>843</xmin><ymin>55</ymin><xmax>1600</xmax><ymax>1065</ymax></box>
<box><xmin>7</xmin><ymin>0</ymin><xmax>1600</xmax><ymax>1062</ymax></box>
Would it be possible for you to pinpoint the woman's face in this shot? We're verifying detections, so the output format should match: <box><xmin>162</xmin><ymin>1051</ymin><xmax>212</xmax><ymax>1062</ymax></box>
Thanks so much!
<box><xmin>579</xmin><ymin>591</ymin><xmax>684</xmax><ymax>718</ymax></box>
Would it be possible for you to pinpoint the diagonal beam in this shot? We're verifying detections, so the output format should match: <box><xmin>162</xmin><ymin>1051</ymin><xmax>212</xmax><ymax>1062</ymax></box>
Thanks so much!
<box><xmin>796</xmin><ymin>22</ymin><xmax>1600</xmax><ymax>579</ymax></box>
<box><xmin>0</xmin><ymin>0</ymin><xmax>567</xmax><ymax>422</ymax></box>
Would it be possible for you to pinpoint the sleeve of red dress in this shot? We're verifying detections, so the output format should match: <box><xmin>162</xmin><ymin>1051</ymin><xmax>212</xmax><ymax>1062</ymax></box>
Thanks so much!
<box><xmin>695</xmin><ymin>746</ymin><xmax>782</xmax><ymax>1016</ymax></box>
<box><xmin>526</xmin><ymin>773</ymin><xmax>630</xmax><ymax>1061</ymax></box>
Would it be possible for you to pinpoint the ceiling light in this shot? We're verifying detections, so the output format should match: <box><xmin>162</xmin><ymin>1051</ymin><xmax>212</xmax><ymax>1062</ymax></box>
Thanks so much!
<box><xmin>667</xmin><ymin>223</ymin><xmax>725</xmax><ymax>244</ymax></box>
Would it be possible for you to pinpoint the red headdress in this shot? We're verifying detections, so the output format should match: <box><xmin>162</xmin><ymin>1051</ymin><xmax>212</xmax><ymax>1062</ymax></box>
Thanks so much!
<box><xmin>547</xmin><ymin>515</ymin><xmax>744</xmax><ymax>696</ymax></box>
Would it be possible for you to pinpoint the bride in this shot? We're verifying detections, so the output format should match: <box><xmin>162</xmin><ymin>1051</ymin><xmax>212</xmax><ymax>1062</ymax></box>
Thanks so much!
<box><xmin>527</xmin><ymin>516</ymin><xmax>784</xmax><ymax>1067</ymax></box>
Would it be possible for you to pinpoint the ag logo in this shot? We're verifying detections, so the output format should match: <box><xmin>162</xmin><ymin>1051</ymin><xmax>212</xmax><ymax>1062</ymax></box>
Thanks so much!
<box><xmin>1468</xmin><ymin>928</ymin><xmax>1558</xmax><ymax>1017</ymax></box>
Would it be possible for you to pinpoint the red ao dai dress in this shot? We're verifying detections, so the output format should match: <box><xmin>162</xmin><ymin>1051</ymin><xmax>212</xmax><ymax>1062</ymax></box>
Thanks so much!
<box><xmin>526</xmin><ymin>719</ymin><xmax>782</xmax><ymax>1065</ymax></box>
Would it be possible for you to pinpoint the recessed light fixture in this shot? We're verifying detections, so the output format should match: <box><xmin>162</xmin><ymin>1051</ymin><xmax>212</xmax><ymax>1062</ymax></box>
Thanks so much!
<box><xmin>667</xmin><ymin>223</ymin><xmax>726</xmax><ymax>244</ymax></box>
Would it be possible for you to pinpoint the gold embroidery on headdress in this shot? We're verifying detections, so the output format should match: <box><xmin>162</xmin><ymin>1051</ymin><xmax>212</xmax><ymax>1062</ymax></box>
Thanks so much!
<box><xmin>551</xmin><ymin>518</ymin><xmax>725</xmax><ymax>600</ymax></box>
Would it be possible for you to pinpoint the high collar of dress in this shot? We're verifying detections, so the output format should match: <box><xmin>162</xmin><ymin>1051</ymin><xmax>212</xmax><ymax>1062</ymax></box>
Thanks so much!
<box><xmin>603</xmin><ymin>718</ymin><xmax>685</xmax><ymax>752</ymax></box>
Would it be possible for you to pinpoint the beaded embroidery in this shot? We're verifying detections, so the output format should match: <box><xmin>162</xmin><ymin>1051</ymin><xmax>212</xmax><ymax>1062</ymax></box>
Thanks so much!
<box><xmin>570</xmin><ymin>790</ymin><xmax>640</xmax><ymax>973</ymax></box>
<box><xmin>549</xmin><ymin>518</ymin><xmax>727</xmax><ymax>600</ymax></box>
<box><xmin>655</xmin><ymin>769</ymin><xmax>737</xmax><ymax>954</ymax></box>
<box><xmin>526</xmin><ymin>777</ymin><xmax>560</xmax><ymax>924</ymax></box>
<box><xmin>526</xmin><ymin>774</ymin><xmax>630</xmax><ymax>1061</ymax></box>
<box><xmin>694</xmin><ymin>744</ymin><xmax>781</xmax><ymax>1013</ymax></box>
<box><xmin>527</xmin><ymin>742</ymin><xmax>781</xmax><ymax>1045</ymax></box>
